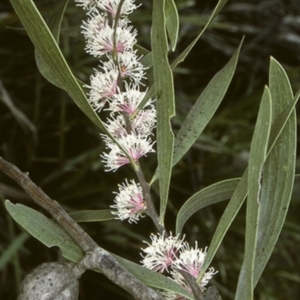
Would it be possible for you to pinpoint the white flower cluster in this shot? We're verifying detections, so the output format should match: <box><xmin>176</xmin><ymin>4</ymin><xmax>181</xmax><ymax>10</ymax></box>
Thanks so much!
<box><xmin>110</xmin><ymin>179</ymin><xmax>146</xmax><ymax>223</ymax></box>
<box><xmin>76</xmin><ymin>0</ymin><xmax>155</xmax><ymax>222</ymax></box>
<box><xmin>141</xmin><ymin>233</ymin><xmax>218</xmax><ymax>299</ymax></box>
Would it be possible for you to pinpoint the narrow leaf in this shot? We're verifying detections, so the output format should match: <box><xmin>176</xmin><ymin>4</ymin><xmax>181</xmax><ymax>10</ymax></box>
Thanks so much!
<box><xmin>165</xmin><ymin>0</ymin><xmax>179</xmax><ymax>51</ymax></box>
<box><xmin>115</xmin><ymin>256</ymin><xmax>194</xmax><ymax>300</ymax></box>
<box><xmin>173</xmin><ymin>40</ymin><xmax>243</xmax><ymax>166</ymax></box>
<box><xmin>176</xmin><ymin>178</ymin><xmax>240</xmax><ymax>235</ymax></box>
<box><xmin>35</xmin><ymin>0</ymin><xmax>69</xmax><ymax>89</ymax></box>
<box><xmin>10</xmin><ymin>0</ymin><xmax>133</xmax><ymax>164</ymax></box>
<box><xmin>69</xmin><ymin>210</ymin><xmax>115</xmax><ymax>222</ymax></box>
<box><xmin>198</xmin><ymin>58</ymin><xmax>298</xmax><ymax>284</ymax></box>
<box><xmin>235</xmin><ymin>87</ymin><xmax>272</xmax><ymax>299</ymax></box>
<box><xmin>197</xmin><ymin>172</ymin><xmax>248</xmax><ymax>282</ymax></box>
<box><xmin>9</xmin><ymin>0</ymin><xmax>106</xmax><ymax>133</ymax></box>
<box><xmin>152</xmin><ymin>0</ymin><xmax>175</xmax><ymax>224</ymax></box>
<box><xmin>5</xmin><ymin>201</ymin><xmax>84</xmax><ymax>262</ymax></box>
<box><xmin>253</xmin><ymin>58</ymin><xmax>297</xmax><ymax>286</ymax></box>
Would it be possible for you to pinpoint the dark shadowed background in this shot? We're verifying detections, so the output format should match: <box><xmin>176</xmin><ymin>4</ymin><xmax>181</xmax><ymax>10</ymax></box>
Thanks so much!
<box><xmin>0</xmin><ymin>0</ymin><xmax>299</xmax><ymax>299</ymax></box>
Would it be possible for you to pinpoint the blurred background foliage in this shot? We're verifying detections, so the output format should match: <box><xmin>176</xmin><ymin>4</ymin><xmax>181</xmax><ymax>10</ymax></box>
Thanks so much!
<box><xmin>0</xmin><ymin>0</ymin><xmax>299</xmax><ymax>299</ymax></box>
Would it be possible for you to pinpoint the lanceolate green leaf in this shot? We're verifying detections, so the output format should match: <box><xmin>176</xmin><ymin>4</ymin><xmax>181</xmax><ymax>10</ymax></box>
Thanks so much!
<box><xmin>152</xmin><ymin>0</ymin><xmax>175</xmax><ymax>224</ymax></box>
<box><xmin>176</xmin><ymin>178</ymin><xmax>240</xmax><ymax>235</ymax></box>
<box><xmin>197</xmin><ymin>171</ymin><xmax>248</xmax><ymax>283</ymax></box>
<box><xmin>171</xmin><ymin>0</ymin><xmax>229</xmax><ymax>69</ymax></box>
<box><xmin>10</xmin><ymin>0</ymin><xmax>134</xmax><ymax>164</ymax></box>
<box><xmin>173</xmin><ymin>40</ymin><xmax>243</xmax><ymax>166</ymax></box>
<box><xmin>235</xmin><ymin>87</ymin><xmax>272</xmax><ymax>299</ymax></box>
<box><xmin>253</xmin><ymin>58</ymin><xmax>297</xmax><ymax>287</ymax></box>
<box><xmin>5</xmin><ymin>201</ymin><xmax>193</xmax><ymax>299</ymax></box>
<box><xmin>69</xmin><ymin>210</ymin><xmax>115</xmax><ymax>222</ymax></box>
<box><xmin>5</xmin><ymin>201</ymin><xmax>84</xmax><ymax>262</ymax></box>
<box><xmin>198</xmin><ymin>58</ymin><xmax>298</xmax><ymax>285</ymax></box>
<box><xmin>165</xmin><ymin>0</ymin><xmax>179</xmax><ymax>51</ymax></box>
<box><xmin>115</xmin><ymin>256</ymin><xmax>194</xmax><ymax>300</ymax></box>
<box><xmin>9</xmin><ymin>0</ymin><xmax>106</xmax><ymax>133</ymax></box>
<box><xmin>35</xmin><ymin>0</ymin><xmax>69</xmax><ymax>89</ymax></box>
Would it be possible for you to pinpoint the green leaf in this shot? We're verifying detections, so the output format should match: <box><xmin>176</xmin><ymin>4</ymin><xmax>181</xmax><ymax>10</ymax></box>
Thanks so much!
<box><xmin>9</xmin><ymin>0</ymin><xmax>106</xmax><ymax>133</ymax></box>
<box><xmin>235</xmin><ymin>87</ymin><xmax>272</xmax><ymax>299</ymax></box>
<box><xmin>69</xmin><ymin>210</ymin><xmax>115</xmax><ymax>222</ymax></box>
<box><xmin>4</xmin><ymin>201</ymin><xmax>194</xmax><ymax>298</ymax></box>
<box><xmin>197</xmin><ymin>58</ymin><xmax>299</xmax><ymax>285</ymax></box>
<box><xmin>35</xmin><ymin>0</ymin><xmax>69</xmax><ymax>89</ymax></box>
<box><xmin>152</xmin><ymin>0</ymin><xmax>175</xmax><ymax>224</ymax></box>
<box><xmin>10</xmin><ymin>0</ymin><xmax>133</xmax><ymax>165</ymax></box>
<box><xmin>171</xmin><ymin>0</ymin><xmax>229</xmax><ymax>69</ymax></box>
<box><xmin>5</xmin><ymin>200</ymin><xmax>84</xmax><ymax>262</ymax></box>
<box><xmin>173</xmin><ymin>39</ymin><xmax>243</xmax><ymax>167</ymax></box>
<box><xmin>253</xmin><ymin>58</ymin><xmax>297</xmax><ymax>287</ymax></box>
<box><xmin>115</xmin><ymin>256</ymin><xmax>194</xmax><ymax>300</ymax></box>
<box><xmin>197</xmin><ymin>58</ymin><xmax>298</xmax><ymax>286</ymax></box>
<box><xmin>176</xmin><ymin>178</ymin><xmax>240</xmax><ymax>235</ymax></box>
<box><xmin>165</xmin><ymin>0</ymin><xmax>179</xmax><ymax>51</ymax></box>
<box><xmin>197</xmin><ymin>172</ymin><xmax>248</xmax><ymax>283</ymax></box>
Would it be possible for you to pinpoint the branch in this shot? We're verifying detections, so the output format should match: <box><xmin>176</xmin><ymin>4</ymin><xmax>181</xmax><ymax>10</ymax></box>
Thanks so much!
<box><xmin>0</xmin><ymin>156</ymin><xmax>164</xmax><ymax>300</ymax></box>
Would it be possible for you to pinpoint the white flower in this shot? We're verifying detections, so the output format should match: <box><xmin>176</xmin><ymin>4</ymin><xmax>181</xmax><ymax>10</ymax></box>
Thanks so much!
<box><xmin>101</xmin><ymin>133</ymin><xmax>155</xmax><ymax>171</ymax></box>
<box><xmin>75</xmin><ymin>0</ymin><xmax>98</xmax><ymax>12</ymax></box>
<box><xmin>111</xmin><ymin>179</ymin><xmax>146</xmax><ymax>223</ymax></box>
<box><xmin>141</xmin><ymin>236</ymin><xmax>218</xmax><ymax>299</ymax></box>
<box><xmin>104</xmin><ymin>115</ymin><xmax>127</xmax><ymax>137</ymax></box>
<box><xmin>106</xmin><ymin>87</ymin><xmax>156</xmax><ymax>137</ymax></box>
<box><xmin>85</xmin><ymin>22</ymin><xmax>137</xmax><ymax>58</ymax></box>
<box><xmin>141</xmin><ymin>232</ymin><xmax>186</xmax><ymax>273</ymax></box>
<box><xmin>174</xmin><ymin>243</ymin><xmax>217</xmax><ymax>288</ymax></box>
<box><xmin>117</xmin><ymin>51</ymin><xmax>147</xmax><ymax>83</ymax></box>
<box><xmin>95</xmin><ymin>0</ymin><xmax>139</xmax><ymax>17</ymax></box>
<box><xmin>161</xmin><ymin>243</ymin><xmax>218</xmax><ymax>299</ymax></box>
<box><xmin>87</xmin><ymin>66</ymin><xmax>119</xmax><ymax>111</ymax></box>
<box><xmin>81</xmin><ymin>11</ymin><xmax>108</xmax><ymax>41</ymax></box>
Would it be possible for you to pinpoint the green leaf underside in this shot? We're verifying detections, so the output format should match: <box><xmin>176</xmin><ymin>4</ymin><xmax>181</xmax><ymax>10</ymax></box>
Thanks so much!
<box><xmin>253</xmin><ymin>58</ymin><xmax>296</xmax><ymax>287</ymax></box>
<box><xmin>176</xmin><ymin>178</ymin><xmax>240</xmax><ymax>235</ymax></box>
<box><xmin>115</xmin><ymin>256</ymin><xmax>194</xmax><ymax>299</ymax></box>
<box><xmin>150</xmin><ymin>1</ymin><xmax>232</xmax><ymax>185</ymax></box>
<box><xmin>235</xmin><ymin>87</ymin><xmax>272</xmax><ymax>299</ymax></box>
<box><xmin>5</xmin><ymin>201</ymin><xmax>84</xmax><ymax>262</ymax></box>
<box><xmin>152</xmin><ymin>0</ymin><xmax>175</xmax><ymax>224</ymax></box>
<box><xmin>165</xmin><ymin>0</ymin><xmax>179</xmax><ymax>51</ymax></box>
<box><xmin>10</xmin><ymin>0</ymin><xmax>106</xmax><ymax>130</ymax></box>
<box><xmin>35</xmin><ymin>0</ymin><xmax>70</xmax><ymax>89</ymax></box>
<box><xmin>173</xmin><ymin>39</ymin><xmax>243</xmax><ymax>167</ymax></box>
<box><xmin>198</xmin><ymin>59</ymin><xmax>298</xmax><ymax>282</ymax></box>
<box><xmin>5</xmin><ymin>201</ymin><xmax>194</xmax><ymax>298</ymax></box>
<box><xmin>69</xmin><ymin>210</ymin><xmax>115</xmax><ymax>222</ymax></box>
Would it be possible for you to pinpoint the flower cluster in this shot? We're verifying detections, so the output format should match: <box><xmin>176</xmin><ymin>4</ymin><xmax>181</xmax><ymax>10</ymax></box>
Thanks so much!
<box><xmin>141</xmin><ymin>233</ymin><xmax>217</xmax><ymax>299</ymax></box>
<box><xmin>76</xmin><ymin>0</ymin><xmax>156</xmax><ymax>222</ymax></box>
<box><xmin>111</xmin><ymin>179</ymin><xmax>146</xmax><ymax>223</ymax></box>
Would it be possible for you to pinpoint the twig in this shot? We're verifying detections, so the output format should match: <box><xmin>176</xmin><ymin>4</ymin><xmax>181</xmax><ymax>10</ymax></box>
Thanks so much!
<box><xmin>0</xmin><ymin>156</ymin><xmax>164</xmax><ymax>300</ymax></box>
